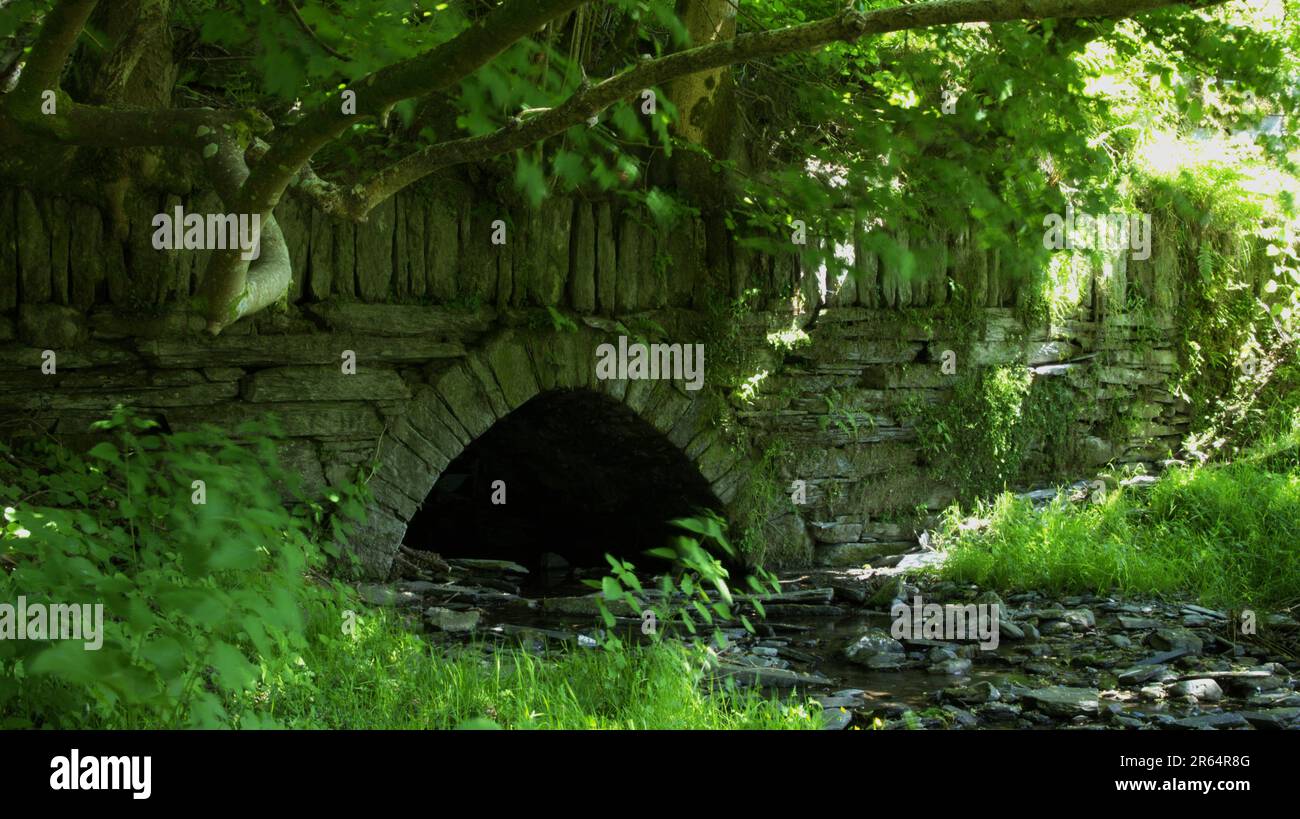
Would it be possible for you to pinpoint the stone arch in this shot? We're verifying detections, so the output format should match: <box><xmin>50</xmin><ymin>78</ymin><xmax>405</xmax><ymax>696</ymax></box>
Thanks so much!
<box><xmin>346</xmin><ymin>324</ymin><xmax>751</xmax><ymax>578</ymax></box>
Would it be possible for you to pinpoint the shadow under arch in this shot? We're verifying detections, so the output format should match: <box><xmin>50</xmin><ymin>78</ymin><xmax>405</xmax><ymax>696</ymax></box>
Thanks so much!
<box><xmin>404</xmin><ymin>388</ymin><xmax>722</xmax><ymax>574</ymax></box>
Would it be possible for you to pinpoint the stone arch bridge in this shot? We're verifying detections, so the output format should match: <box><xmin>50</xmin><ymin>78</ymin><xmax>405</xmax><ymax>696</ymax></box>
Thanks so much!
<box><xmin>0</xmin><ymin>185</ymin><xmax>1191</xmax><ymax>575</ymax></box>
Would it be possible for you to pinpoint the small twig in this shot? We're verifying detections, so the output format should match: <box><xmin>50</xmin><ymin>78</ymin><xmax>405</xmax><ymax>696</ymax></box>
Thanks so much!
<box><xmin>277</xmin><ymin>0</ymin><xmax>350</xmax><ymax>61</ymax></box>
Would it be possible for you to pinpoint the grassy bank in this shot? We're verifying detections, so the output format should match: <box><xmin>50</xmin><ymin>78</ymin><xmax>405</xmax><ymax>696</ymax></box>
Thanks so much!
<box><xmin>253</xmin><ymin>606</ymin><xmax>820</xmax><ymax>730</ymax></box>
<box><xmin>933</xmin><ymin>430</ymin><xmax>1300</xmax><ymax>610</ymax></box>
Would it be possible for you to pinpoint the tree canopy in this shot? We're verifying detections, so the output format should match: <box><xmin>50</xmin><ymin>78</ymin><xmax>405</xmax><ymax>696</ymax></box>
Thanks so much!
<box><xmin>1</xmin><ymin>0</ymin><xmax>1296</xmax><ymax>334</ymax></box>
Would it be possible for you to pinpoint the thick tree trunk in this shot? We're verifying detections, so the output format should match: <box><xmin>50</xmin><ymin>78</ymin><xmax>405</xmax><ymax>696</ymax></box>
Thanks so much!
<box><xmin>78</xmin><ymin>0</ymin><xmax>178</xmax><ymax>237</ymax></box>
<box><xmin>665</xmin><ymin>0</ymin><xmax>740</xmax><ymax>206</ymax></box>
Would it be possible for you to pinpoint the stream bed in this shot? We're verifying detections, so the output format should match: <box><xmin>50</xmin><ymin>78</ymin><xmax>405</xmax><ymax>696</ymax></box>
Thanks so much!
<box><xmin>364</xmin><ymin>550</ymin><xmax>1300</xmax><ymax>730</ymax></box>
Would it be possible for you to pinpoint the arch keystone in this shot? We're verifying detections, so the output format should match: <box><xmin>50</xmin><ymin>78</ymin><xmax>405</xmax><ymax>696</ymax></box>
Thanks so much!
<box><xmin>483</xmin><ymin>332</ymin><xmax>541</xmax><ymax>410</ymax></box>
<box><xmin>432</xmin><ymin>361</ymin><xmax>497</xmax><ymax>439</ymax></box>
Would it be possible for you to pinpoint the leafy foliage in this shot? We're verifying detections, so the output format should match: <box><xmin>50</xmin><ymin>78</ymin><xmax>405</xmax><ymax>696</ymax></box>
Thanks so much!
<box><xmin>903</xmin><ymin>364</ymin><xmax>1035</xmax><ymax>501</ymax></box>
<box><xmin>586</xmin><ymin>510</ymin><xmax>781</xmax><ymax>653</ymax></box>
<box><xmin>725</xmin><ymin>1</ymin><xmax>1300</xmax><ymax>311</ymax></box>
<box><xmin>0</xmin><ymin>411</ymin><xmax>814</xmax><ymax>730</ymax></box>
<box><xmin>0</xmin><ymin>408</ymin><xmax>365</xmax><ymax>728</ymax></box>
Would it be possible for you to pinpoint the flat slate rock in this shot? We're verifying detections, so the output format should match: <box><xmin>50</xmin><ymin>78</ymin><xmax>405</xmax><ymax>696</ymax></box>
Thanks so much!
<box><xmin>820</xmin><ymin>708</ymin><xmax>854</xmax><ymax>730</ymax></box>
<box><xmin>1171</xmin><ymin>712</ymin><xmax>1250</xmax><ymax>730</ymax></box>
<box><xmin>762</xmin><ymin>604</ymin><xmax>846</xmax><ymax>618</ymax></box>
<box><xmin>1118</xmin><ymin>664</ymin><xmax>1169</xmax><ymax>685</ymax></box>
<box><xmin>714</xmin><ymin>664</ymin><xmax>832</xmax><ymax>689</ymax></box>
<box><xmin>424</xmin><ymin>583</ymin><xmax>535</xmax><ymax>607</ymax></box>
<box><xmin>1118</xmin><ymin>616</ymin><xmax>1162</xmax><ymax>630</ymax></box>
<box><xmin>1174</xmin><ymin>669</ymin><xmax>1277</xmax><ymax>681</ymax></box>
<box><xmin>1022</xmin><ymin>686</ymin><xmax>1100</xmax><ymax>717</ymax></box>
<box><xmin>1126</xmin><ymin>647</ymin><xmax>1194</xmax><ymax>668</ymax></box>
<box><xmin>1236</xmin><ymin>708</ymin><xmax>1300</xmax><ymax>729</ymax></box>
<box><xmin>815</xmin><ymin>695</ymin><xmax>862</xmax><ymax>710</ymax></box>
<box><xmin>357</xmin><ymin>584</ymin><xmax>424</xmax><ymax>607</ymax></box>
<box><xmin>448</xmin><ymin>558</ymin><xmax>530</xmax><ymax>575</ymax></box>
<box><xmin>753</xmin><ymin>588</ymin><xmax>835</xmax><ymax>604</ymax></box>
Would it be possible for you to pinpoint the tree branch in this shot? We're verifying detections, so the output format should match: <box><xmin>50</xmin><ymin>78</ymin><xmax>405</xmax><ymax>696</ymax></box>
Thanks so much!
<box><xmin>6</xmin><ymin>102</ymin><xmax>273</xmax><ymax>149</ymax></box>
<box><xmin>89</xmin><ymin>0</ymin><xmax>171</xmax><ymax>103</ymax></box>
<box><xmin>234</xmin><ymin>0</ymin><xmax>589</xmax><ymax>218</ymax></box>
<box><xmin>0</xmin><ymin>0</ymin><xmax>248</xmax><ymax>153</ymax></box>
<box><xmin>196</xmin><ymin>126</ymin><xmax>292</xmax><ymax>334</ymax></box>
<box><xmin>334</xmin><ymin>0</ymin><xmax>1230</xmax><ymax>219</ymax></box>
<box><xmin>10</xmin><ymin>0</ymin><xmax>99</xmax><ymax>101</ymax></box>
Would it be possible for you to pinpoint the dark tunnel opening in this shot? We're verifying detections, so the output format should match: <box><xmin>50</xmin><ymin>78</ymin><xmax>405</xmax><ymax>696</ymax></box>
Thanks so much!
<box><xmin>404</xmin><ymin>389</ymin><xmax>723</xmax><ymax>585</ymax></box>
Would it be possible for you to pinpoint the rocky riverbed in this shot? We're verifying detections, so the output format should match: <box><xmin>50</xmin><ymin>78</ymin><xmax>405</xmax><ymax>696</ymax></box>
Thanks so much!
<box><xmin>359</xmin><ymin>546</ymin><xmax>1300</xmax><ymax>730</ymax></box>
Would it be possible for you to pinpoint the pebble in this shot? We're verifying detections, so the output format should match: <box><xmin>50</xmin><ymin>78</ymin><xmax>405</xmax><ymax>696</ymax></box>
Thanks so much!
<box><xmin>387</xmin><ymin>562</ymin><xmax>1300</xmax><ymax>733</ymax></box>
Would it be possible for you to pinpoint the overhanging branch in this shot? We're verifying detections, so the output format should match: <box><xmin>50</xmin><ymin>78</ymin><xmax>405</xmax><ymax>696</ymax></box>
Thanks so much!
<box><xmin>335</xmin><ymin>0</ymin><xmax>1230</xmax><ymax>219</ymax></box>
<box><xmin>15</xmin><ymin>102</ymin><xmax>272</xmax><ymax>149</ymax></box>
<box><xmin>234</xmin><ymin>0</ymin><xmax>590</xmax><ymax>217</ymax></box>
<box><xmin>10</xmin><ymin>0</ymin><xmax>99</xmax><ymax>101</ymax></box>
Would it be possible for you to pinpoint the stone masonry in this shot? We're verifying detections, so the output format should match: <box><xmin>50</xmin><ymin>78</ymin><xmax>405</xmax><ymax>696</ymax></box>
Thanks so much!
<box><xmin>0</xmin><ymin>185</ymin><xmax>1190</xmax><ymax>577</ymax></box>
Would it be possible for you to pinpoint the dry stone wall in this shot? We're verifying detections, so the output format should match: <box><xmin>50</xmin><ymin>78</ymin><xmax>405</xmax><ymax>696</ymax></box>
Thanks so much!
<box><xmin>0</xmin><ymin>185</ymin><xmax>1190</xmax><ymax>576</ymax></box>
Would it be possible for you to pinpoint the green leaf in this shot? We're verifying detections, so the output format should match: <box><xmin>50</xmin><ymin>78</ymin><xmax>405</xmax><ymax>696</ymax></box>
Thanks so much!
<box><xmin>209</xmin><ymin>641</ymin><xmax>257</xmax><ymax>693</ymax></box>
<box><xmin>86</xmin><ymin>442</ymin><xmax>119</xmax><ymax>465</ymax></box>
<box><xmin>600</xmin><ymin>576</ymin><xmax>622</xmax><ymax>599</ymax></box>
<box><xmin>514</xmin><ymin>154</ymin><xmax>547</xmax><ymax>208</ymax></box>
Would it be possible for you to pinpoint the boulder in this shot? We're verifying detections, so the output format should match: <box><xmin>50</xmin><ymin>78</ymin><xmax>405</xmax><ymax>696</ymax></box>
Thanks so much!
<box><xmin>425</xmin><ymin>607</ymin><xmax>481</xmax><ymax>633</ymax></box>
<box><xmin>1168</xmin><ymin>679</ymin><xmax>1223</xmax><ymax>702</ymax></box>
<box><xmin>1147</xmin><ymin>627</ymin><xmax>1203</xmax><ymax>655</ymax></box>
<box><xmin>844</xmin><ymin>628</ymin><xmax>906</xmax><ymax>669</ymax></box>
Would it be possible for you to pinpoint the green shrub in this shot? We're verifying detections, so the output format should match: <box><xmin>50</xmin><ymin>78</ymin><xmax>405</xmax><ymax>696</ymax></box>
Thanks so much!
<box><xmin>589</xmin><ymin>510</ymin><xmax>782</xmax><ymax>653</ymax></box>
<box><xmin>0</xmin><ymin>408</ymin><xmax>364</xmax><ymax>728</ymax></box>
<box><xmin>909</xmin><ymin>365</ymin><xmax>1034</xmax><ymax>502</ymax></box>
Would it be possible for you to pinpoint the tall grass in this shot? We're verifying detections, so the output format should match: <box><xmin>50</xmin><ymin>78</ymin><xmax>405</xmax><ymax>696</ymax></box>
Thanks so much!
<box><xmin>936</xmin><ymin>429</ymin><xmax>1300</xmax><ymax>610</ymax></box>
<box><xmin>252</xmin><ymin>604</ymin><xmax>821</xmax><ymax>730</ymax></box>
